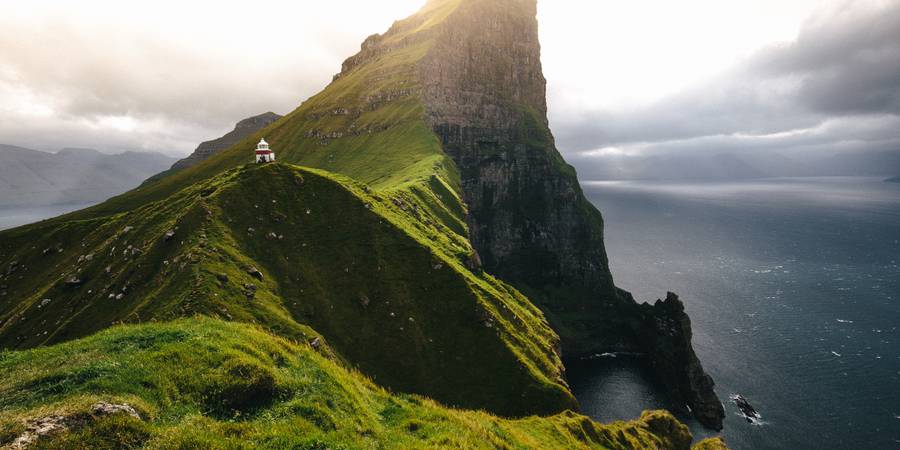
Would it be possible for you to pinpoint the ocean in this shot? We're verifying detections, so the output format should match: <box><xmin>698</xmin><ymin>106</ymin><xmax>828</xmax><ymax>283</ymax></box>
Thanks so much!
<box><xmin>574</xmin><ymin>177</ymin><xmax>900</xmax><ymax>449</ymax></box>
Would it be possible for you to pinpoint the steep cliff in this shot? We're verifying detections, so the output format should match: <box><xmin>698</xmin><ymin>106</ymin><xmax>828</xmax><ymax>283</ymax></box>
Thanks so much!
<box><xmin>332</xmin><ymin>0</ymin><xmax>725</xmax><ymax>428</ymax></box>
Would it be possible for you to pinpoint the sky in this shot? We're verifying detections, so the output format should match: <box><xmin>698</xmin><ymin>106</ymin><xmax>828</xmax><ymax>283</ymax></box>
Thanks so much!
<box><xmin>1</xmin><ymin>0</ymin><xmax>898</xmax><ymax>163</ymax></box>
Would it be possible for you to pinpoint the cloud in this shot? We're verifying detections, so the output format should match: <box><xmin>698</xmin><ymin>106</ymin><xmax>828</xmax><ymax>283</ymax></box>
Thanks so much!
<box><xmin>553</xmin><ymin>0</ymin><xmax>900</xmax><ymax>158</ymax></box>
<box><xmin>0</xmin><ymin>0</ymin><xmax>424</xmax><ymax>155</ymax></box>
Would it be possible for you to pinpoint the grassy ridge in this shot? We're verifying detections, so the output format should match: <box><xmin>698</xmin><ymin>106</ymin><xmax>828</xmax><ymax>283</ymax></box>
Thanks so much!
<box><xmin>0</xmin><ymin>318</ymin><xmax>709</xmax><ymax>449</ymax></box>
<box><xmin>0</xmin><ymin>163</ymin><xmax>573</xmax><ymax>416</ymax></box>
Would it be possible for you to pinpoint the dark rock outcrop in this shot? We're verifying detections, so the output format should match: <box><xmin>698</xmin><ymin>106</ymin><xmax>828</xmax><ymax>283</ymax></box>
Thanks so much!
<box><xmin>168</xmin><ymin>112</ymin><xmax>282</xmax><ymax>172</ymax></box>
<box><xmin>730</xmin><ymin>393</ymin><xmax>762</xmax><ymax>424</ymax></box>
<box><xmin>630</xmin><ymin>292</ymin><xmax>726</xmax><ymax>429</ymax></box>
<box><xmin>335</xmin><ymin>0</ymin><xmax>724</xmax><ymax>428</ymax></box>
<box><xmin>886</xmin><ymin>176</ymin><xmax>900</xmax><ymax>183</ymax></box>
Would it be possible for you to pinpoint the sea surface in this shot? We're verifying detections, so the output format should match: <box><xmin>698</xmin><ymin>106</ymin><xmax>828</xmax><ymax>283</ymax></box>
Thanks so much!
<box><xmin>0</xmin><ymin>204</ymin><xmax>95</xmax><ymax>231</ymax></box>
<box><xmin>574</xmin><ymin>177</ymin><xmax>900</xmax><ymax>449</ymax></box>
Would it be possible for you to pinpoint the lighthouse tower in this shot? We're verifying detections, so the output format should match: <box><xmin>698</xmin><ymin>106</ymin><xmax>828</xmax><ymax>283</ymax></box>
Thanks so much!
<box><xmin>255</xmin><ymin>139</ymin><xmax>275</xmax><ymax>163</ymax></box>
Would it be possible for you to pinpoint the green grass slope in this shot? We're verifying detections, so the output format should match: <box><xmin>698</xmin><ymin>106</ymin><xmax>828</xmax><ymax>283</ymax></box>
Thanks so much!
<box><xmin>0</xmin><ymin>1</ymin><xmax>729</xmax><ymax>446</ymax></box>
<box><xmin>0</xmin><ymin>163</ymin><xmax>573</xmax><ymax>417</ymax></box>
<box><xmin>0</xmin><ymin>318</ymin><xmax>717</xmax><ymax>449</ymax></box>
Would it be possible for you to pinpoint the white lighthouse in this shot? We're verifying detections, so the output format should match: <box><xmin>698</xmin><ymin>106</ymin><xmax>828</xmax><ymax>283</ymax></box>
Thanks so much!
<box><xmin>255</xmin><ymin>138</ymin><xmax>275</xmax><ymax>163</ymax></box>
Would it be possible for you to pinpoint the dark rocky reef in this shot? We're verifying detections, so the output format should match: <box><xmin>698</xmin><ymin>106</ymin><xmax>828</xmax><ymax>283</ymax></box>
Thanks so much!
<box><xmin>886</xmin><ymin>176</ymin><xmax>900</xmax><ymax>183</ymax></box>
<box><xmin>168</xmin><ymin>112</ymin><xmax>282</xmax><ymax>173</ymax></box>
<box><xmin>730</xmin><ymin>393</ymin><xmax>762</xmax><ymax>424</ymax></box>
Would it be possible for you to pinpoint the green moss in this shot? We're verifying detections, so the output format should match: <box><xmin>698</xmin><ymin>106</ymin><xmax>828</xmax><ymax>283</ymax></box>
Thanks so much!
<box><xmin>0</xmin><ymin>319</ymin><xmax>705</xmax><ymax>449</ymax></box>
<box><xmin>692</xmin><ymin>437</ymin><xmax>729</xmax><ymax>450</ymax></box>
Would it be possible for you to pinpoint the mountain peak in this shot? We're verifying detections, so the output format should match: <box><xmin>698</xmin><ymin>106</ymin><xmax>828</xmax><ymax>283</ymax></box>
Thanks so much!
<box><xmin>234</xmin><ymin>111</ymin><xmax>281</xmax><ymax>131</ymax></box>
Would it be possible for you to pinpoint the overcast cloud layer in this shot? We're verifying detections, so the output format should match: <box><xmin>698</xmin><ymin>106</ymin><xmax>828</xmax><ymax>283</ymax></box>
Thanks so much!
<box><xmin>554</xmin><ymin>0</ymin><xmax>900</xmax><ymax>161</ymax></box>
<box><xmin>0</xmin><ymin>0</ymin><xmax>897</xmax><ymax>162</ymax></box>
<box><xmin>0</xmin><ymin>0</ymin><xmax>423</xmax><ymax>155</ymax></box>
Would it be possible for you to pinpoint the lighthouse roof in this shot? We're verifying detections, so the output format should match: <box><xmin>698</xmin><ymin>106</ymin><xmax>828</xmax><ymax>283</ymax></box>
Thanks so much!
<box><xmin>258</xmin><ymin>138</ymin><xmax>269</xmax><ymax>146</ymax></box>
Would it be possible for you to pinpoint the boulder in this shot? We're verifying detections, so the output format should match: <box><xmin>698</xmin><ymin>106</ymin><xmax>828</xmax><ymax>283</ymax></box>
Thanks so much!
<box><xmin>247</xmin><ymin>267</ymin><xmax>264</xmax><ymax>280</ymax></box>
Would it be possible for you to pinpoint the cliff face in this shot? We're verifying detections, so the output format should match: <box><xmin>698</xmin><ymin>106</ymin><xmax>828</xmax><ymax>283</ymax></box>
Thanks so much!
<box><xmin>169</xmin><ymin>112</ymin><xmax>282</xmax><ymax>172</ymax></box>
<box><xmin>336</xmin><ymin>0</ymin><xmax>725</xmax><ymax>428</ymax></box>
<box><xmin>418</xmin><ymin>0</ymin><xmax>724</xmax><ymax>428</ymax></box>
<box><xmin>419</xmin><ymin>0</ymin><xmax>624</xmax><ymax>350</ymax></box>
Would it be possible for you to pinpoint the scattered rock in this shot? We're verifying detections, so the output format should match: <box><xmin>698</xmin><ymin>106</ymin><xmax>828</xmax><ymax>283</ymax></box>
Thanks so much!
<box><xmin>247</xmin><ymin>227</ymin><xmax>256</xmax><ymax>233</ymax></box>
<box><xmin>8</xmin><ymin>402</ymin><xmax>142</xmax><ymax>449</ymax></box>
<box><xmin>91</xmin><ymin>402</ymin><xmax>141</xmax><ymax>420</ymax></box>
<box><xmin>8</xmin><ymin>415</ymin><xmax>70</xmax><ymax>449</ymax></box>
<box><xmin>39</xmin><ymin>298</ymin><xmax>51</xmax><ymax>308</ymax></box>
<box><xmin>359</xmin><ymin>295</ymin><xmax>371</xmax><ymax>308</ymax></box>
<box><xmin>122</xmin><ymin>226</ymin><xmax>134</xmax><ymax>233</ymax></box>
<box><xmin>465</xmin><ymin>251</ymin><xmax>483</xmax><ymax>271</ymax></box>
<box><xmin>64</xmin><ymin>276</ymin><xmax>83</xmax><ymax>287</ymax></box>
<box><xmin>247</xmin><ymin>267</ymin><xmax>264</xmax><ymax>280</ymax></box>
<box><xmin>216</xmin><ymin>273</ymin><xmax>229</xmax><ymax>283</ymax></box>
<box><xmin>164</xmin><ymin>230</ymin><xmax>176</xmax><ymax>241</ymax></box>
<box><xmin>310</xmin><ymin>337</ymin><xmax>321</xmax><ymax>349</ymax></box>
<box><xmin>266</xmin><ymin>232</ymin><xmax>278</xmax><ymax>240</ymax></box>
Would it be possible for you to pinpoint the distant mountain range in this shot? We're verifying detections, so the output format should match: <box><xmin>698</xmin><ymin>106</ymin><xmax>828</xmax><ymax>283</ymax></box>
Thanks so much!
<box><xmin>0</xmin><ymin>145</ymin><xmax>177</xmax><ymax>208</ymax></box>
<box><xmin>0</xmin><ymin>112</ymin><xmax>282</xmax><ymax>209</ymax></box>
<box><xmin>571</xmin><ymin>149</ymin><xmax>900</xmax><ymax>181</ymax></box>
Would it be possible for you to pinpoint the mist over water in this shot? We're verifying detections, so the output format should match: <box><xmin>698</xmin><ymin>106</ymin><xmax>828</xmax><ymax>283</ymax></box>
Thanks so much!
<box><xmin>574</xmin><ymin>177</ymin><xmax>900</xmax><ymax>449</ymax></box>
